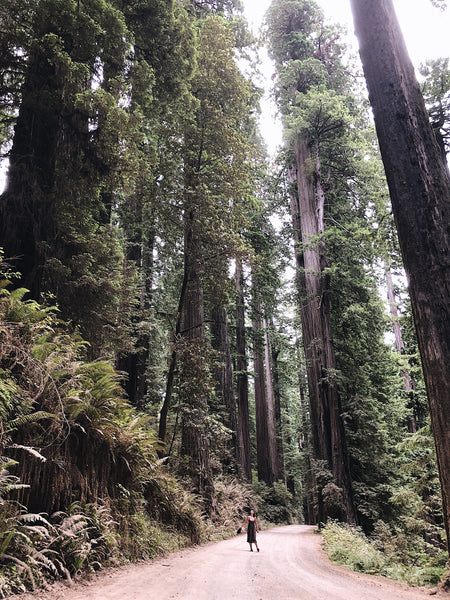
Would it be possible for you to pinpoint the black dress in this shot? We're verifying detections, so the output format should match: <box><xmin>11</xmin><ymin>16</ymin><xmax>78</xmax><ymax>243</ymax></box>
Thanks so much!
<box><xmin>247</xmin><ymin>518</ymin><xmax>257</xmax><ymax>543</ymax></box>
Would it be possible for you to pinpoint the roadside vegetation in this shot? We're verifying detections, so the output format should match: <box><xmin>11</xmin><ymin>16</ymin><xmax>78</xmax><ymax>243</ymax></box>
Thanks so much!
<box><xmin>322</xmin><ymin>519</ymin><xmax>447</xmax><ymax>587</ymax></box>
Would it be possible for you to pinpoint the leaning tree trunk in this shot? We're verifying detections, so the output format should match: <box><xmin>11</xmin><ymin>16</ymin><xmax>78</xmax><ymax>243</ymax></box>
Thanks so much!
<box><xmin>350</xmin><ymin>0</ymin><xmax>450</xmax><ymax>555</ymax></box>
<box><xmin>294</xmin><ymin>137</ymin><xmax>356</xmax><ymax>524</ymax></box>
<box><xmin>235</xmin><ymin>259</ymin><xmax>252</xmax><ymax>481</ymax></box>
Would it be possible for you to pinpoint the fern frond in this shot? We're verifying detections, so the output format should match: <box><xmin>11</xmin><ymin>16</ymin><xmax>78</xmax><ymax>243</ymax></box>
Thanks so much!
<box><xmin>19</xmin><ymin>514</ymin><xmax>52</xmax><ymax>528</ymax></box>
<box><xmin>0</xmin><ymin>554</ymin><xmax>36</xmax><ymax>590</ymax></box>
<box><xmin>31</xmin><ymin>550</ymin><xmax>58</xmax><ymax>575</ymax></box>
<box><xmin>7</xmin><ymin>445</ymin><xmax>47</xmax><ymax>462</ymax></box>
<box><xmin>0</xmin><ymin>531</ymin><xmax>14</xmax><ymax>555</ymax></box>
<box><xmin>7</xmin><ymin>411</ymin><xmax>55</xmax><ymax>432</ymax></box>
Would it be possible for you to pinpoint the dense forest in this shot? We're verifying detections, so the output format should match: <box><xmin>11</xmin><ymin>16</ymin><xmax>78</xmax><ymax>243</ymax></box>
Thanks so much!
<box><xmin>0</xmin><ymin>0</ymin><xmax>449</xmax><ymax>595</ymax></box>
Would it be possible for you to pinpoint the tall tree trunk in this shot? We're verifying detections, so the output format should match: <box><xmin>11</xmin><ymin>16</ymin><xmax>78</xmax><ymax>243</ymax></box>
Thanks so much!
<box><xmin>252</xmin><ymin>284</ymin><xmax>275</xmax><ymax>485</ymax></box>
<box><xmin>288</xmin><ymin>160</ymin><xmax>319</xmax><ymax>522</ymax></box>
<box><xmin>180</xmin><ymin>202</ymin><xmax>215</xmax><ymax>512</ymax></box>
<box><xmin>263</xmin><ymin>317</ymin><xmax>279</xmax><ymax>481</ymax></box>
<box><xmin>294</xmin><ymin>137</ymin><xmax>356</xmax><ymax>524</ymax></box>
<box><xmin>350</xmin><ymin>0</ymin><xmax>450</xmax><ymax>553</ymax></box>
<box><xmin>210</xmin><ymin>305</ymin><xmax>238</xmax><ymax>462</ymax></box>
<box><xmin>0</xmin><ymin>43</ymin><xmax>61</xmax><ymax>296</ymax></box>
<box><xmin>269</xmin><ymin>318</ymin><xmax>285</xmax><ymax>483</ymax></box>
<box><xmin>235</xmin><ymin>259</ymin><xmax>252</xmax><ymax>481</ymax></box>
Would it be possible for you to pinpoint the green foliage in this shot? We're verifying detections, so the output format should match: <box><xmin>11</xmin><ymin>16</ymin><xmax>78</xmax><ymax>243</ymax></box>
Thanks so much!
<box><xmin>322</xmin><ymin>521</ymin><xmax>385</xmax><ymax>574</ymax></box>
<box><xmin>0</xmin><ymin>277</ymin><xmax>208</xmax><ymax>593</ymax></box>
<box><xmin>420</xmin><ymin>57</ymin><xmax>450</xmax><ymax>156</ymax></box>
<box><xmin>322</xmin><ymin>520</ymin><xmax>448</xmax><ymax>587</ymax></box>
<box><xmin>254</xmin><ymin>481</ymin><xmax>298</xmax><ymax>524</ymax></box>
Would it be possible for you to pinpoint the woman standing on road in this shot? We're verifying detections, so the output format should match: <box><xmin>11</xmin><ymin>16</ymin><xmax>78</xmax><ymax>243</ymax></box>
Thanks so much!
<box><xmin>241</xmin><ymin>510</ymin><xmax>260</xmax><ymax>552</ymax></box>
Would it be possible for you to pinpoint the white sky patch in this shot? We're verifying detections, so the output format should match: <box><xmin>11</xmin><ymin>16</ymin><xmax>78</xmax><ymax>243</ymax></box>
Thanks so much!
<box><xmin>243</xmin><ymin>0</ymin><xmax>450</xmax><ymax>157</ymax></box>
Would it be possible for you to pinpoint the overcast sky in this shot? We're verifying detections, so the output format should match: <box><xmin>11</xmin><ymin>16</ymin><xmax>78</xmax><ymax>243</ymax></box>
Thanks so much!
<box><xmin>243</xmin><ymin>0</ymin><xmax>450</xmax><ymax>155</ymax></box>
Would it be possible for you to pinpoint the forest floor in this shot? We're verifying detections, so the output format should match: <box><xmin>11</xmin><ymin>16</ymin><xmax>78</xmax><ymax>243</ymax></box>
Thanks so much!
<box><xmin>13</xmin><ymin>525</ymin><xmax>447</xmax><ymax>600</ymax></box>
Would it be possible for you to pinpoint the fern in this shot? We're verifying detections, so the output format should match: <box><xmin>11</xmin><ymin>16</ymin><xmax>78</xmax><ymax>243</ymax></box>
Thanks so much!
<box><xmin>7</xmin><ymin>445</ymin><xmax>47</xmax><ymax>462</ymax></box>
<box><xmin>0</xmin><ymin>554</ymin><xmax>36</xmax><ymax>590</ymax></box>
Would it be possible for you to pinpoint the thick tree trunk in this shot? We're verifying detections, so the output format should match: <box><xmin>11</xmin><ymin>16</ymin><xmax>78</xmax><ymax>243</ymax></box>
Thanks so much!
<box><xmin>0</xmin><ymin>47</ymin><xmax>61</xmax><ymax>296</ymax></box>
<box><xmin>294</xmin><ymin>138</ymin><xmax>356</xmax><ymax>524</ymax></box>
<box><xmin>288</xmin><ymin>161</ymin><xmax>319</xmax><ymax>522</ymax></box>
<box><xmin>180</xmin><ymin>203</ymin><xmax>215</xmax><ymax>512</ymax></box>
<box><xmin>252</xmin><ymin>288</ymin><xmax>275</xmax><ymax>485</ymax></box>
<box><xmin>235</xmin><ymin>260</ymin><xmax>252</xmax><ymax>481</ymax></box>
<box><xmin>350</xmin><ymin>0</ymin><xmax>450</xmax><ymax>552</ymax></box>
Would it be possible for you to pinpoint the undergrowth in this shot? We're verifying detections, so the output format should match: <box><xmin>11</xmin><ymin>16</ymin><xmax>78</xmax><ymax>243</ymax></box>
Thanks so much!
<box><xmin>322</xmin><ymin>520</ymin><xmax>448</xmax><ymax>587</ymax></box>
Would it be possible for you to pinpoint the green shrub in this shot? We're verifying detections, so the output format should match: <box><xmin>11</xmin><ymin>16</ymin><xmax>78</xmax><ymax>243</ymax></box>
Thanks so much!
<box><xmin>254</xmin><ymin>481</ymin><xmax>299</xmax><ymax>524</ymax></box>
<box><xmin>322</xmin><ymin>520</ymin><xmax>448</xmax><ymax>587</ymax></box>
<box><xmin>322</xmin><ymin>521</ymin><xmax>385</xmax><ymax>575</ymax></box>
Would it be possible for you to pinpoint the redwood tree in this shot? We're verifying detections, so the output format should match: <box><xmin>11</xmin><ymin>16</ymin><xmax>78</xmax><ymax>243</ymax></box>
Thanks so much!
<box><xmin>267</xmin><ymin>0</ymin><xmax>357</xmax><ymax>524</ymax></box>
<box><xmin>350</xmin><ymin>0</ymin><xmax>450</xmax><ymax>555</ymax></box>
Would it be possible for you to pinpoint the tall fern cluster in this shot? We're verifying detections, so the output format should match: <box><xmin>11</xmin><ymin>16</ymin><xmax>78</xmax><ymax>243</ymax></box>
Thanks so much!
<box><xmin>0</xmin><ymin>275</ymin><xmax>204</xmax><ymax>595</ymax></box>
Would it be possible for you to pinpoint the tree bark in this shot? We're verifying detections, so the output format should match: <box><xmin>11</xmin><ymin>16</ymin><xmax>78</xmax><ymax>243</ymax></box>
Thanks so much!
<box><xmin>180</xmin><ymin>202</ymin><xmax>215</xmax><ymax>511</ymax></box>
<box><xmin>210</xmin><ymin>305</ymin><xmax>238</xmax><ymax>462</ymax></box>
<box><xmin>235</xmin><ymin>259</ymin><xmax>252</xmax><ymax>481</ymax></box>
<box><xmin>269</xmin><ymin>319</ymin><xmax>285</xmax><ymax>483</ymax></box>
<box><xmin>293</xmin><ymin>137</ymin><xmax>356</xmax><ymax>524</ymax></box>
<box><xmin>263</xmin><ymin>317</ymin><xmax>279</xmax><ymax>481</ymax></box>
<box><xmin>350</xmin><ymin>0</ymin><xmax>450</xmax><ymax>552</ymax></box>
<box><xmin>252</xmin><ymin>285</ymin><xmax>275</xmax><ymax>485</ymax></box>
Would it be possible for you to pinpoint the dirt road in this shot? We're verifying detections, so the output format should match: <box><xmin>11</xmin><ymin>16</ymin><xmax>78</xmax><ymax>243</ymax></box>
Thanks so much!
<box><xmin>16</xmin><ymin>525</ymin><xmax>445</xmax><ymax>600</ymax></box>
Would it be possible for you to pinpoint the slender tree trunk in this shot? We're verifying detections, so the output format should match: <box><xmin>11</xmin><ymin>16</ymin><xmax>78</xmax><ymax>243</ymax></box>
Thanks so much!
<box><xmin>158</xmin><ymin>265</ymin><xmax>188</xmax><ymax>445</ymax></box>
<box><xmin>263</xmin><ymin>317</ymin><xmax>279</xmax><ymax>481</ymax></box>
<box><xmin>210</xmin><ymin>305</ymin><xmax>238</xmax><ymax>461</ymax></box>
<box><xmin>350</xmin><ymin>0</ymin><xmax>450</xmax><ymax>553</ymax></box>
<box><xmin>235</xmin><ymin>259</ymin><xmax>252</xmax><ymax>481</ymax></box>
<box><xmin>269</xmin><ymin>319</ymin><xmax>285</xmax><ymax>483</ymax></box>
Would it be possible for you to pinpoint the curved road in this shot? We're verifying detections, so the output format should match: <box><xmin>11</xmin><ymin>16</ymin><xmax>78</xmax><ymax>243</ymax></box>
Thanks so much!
<box><xmin>18</xmin><ymin>525</ymin><xmax>442</xmax><ymax>600</ymax></box>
